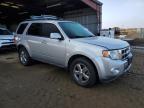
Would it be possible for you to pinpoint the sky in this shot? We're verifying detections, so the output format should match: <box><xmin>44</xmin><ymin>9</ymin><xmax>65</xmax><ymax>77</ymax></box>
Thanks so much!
<box><xmin>100</xmin><ymin>0</ymin><xmax>144</xmax><ymax>29</ymax></box>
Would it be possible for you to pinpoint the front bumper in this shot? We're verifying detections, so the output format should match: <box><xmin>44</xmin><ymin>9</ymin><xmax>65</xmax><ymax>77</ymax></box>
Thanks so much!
<box><xmin>94</xmin><ymin>53</ymin><xmax>133</xmax><ymax>82</ymax></box>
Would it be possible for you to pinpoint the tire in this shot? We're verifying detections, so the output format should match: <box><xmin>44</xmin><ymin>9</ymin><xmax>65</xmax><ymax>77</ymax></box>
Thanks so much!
<box><xmin>69</xmin><ymin>57</ymin><xmax>98</xmax><ymax>87</ymax></box>
<box><xmin>18</xmin><ymin>47</ymin><xmax>32</xmax><ymax>66</ymax></box>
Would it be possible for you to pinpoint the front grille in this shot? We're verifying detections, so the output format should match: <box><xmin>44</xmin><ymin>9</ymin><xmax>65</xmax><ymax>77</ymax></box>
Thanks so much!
<box><xmin>2</xmin><ymin>42</ymin><xmax>14</xmax><ymax>44</ymax></box>
<box><xmin>121</xmin><ymin>47</ymin><xmax>130</xmax><ymax>60</ymax></box>
<box><xmin>1</xmin><ymin>39</ymin><xmax>14</xmax><ymax>44</ymax></box>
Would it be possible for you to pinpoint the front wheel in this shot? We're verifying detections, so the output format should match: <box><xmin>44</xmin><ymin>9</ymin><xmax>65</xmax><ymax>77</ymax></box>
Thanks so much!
<box><xmin>70</xmin><ymin>58</ymin><xmax>98</xmax><ymax>87</ymax></box>
<box><xmin>18</xmin><ymin>47</ymin><xmax>32</xmax><ymax>66</ymax></box>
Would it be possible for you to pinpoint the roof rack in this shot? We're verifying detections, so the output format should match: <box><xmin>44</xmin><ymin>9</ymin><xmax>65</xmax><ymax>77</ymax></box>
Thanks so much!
<box><xmin>26</xmin><ymin>15</ymin><xmax>61</xmax><ymax>21</ymax></box>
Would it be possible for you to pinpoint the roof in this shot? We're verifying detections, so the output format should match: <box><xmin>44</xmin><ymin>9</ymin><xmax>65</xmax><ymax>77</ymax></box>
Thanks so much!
<box><xmin>21</xmin><ymin>19</ymin><xmax>74</xmax><ymax>26</ymax></box>
<box><xmin>93</xmin><ymin>0</ymin><xmax>103</xmax><ymax>5</ymax></box>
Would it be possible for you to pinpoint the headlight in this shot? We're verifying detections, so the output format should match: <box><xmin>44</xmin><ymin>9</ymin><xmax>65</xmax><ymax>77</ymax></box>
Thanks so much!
<box><xmin>103</xmin><ymin>50</ymin><xmax>122</xmax><ymax>60</ymax></box>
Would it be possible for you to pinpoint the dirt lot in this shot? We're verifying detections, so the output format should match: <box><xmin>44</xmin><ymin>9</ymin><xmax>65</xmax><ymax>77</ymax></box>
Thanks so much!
<box><xmin>0</xmin><ymin>50</ymin><xmax>144</xmax><ymax>108</ymax></box>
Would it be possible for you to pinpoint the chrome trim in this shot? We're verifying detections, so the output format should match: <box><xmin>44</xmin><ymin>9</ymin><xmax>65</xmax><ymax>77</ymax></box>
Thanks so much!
<box><xmin>121</xmin><ymin>46</ymin><xmax>131</xmax><ymax>60</ymax></box>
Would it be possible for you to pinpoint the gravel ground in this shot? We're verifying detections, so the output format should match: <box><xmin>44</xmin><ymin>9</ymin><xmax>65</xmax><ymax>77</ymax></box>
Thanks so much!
<box><xmin>0</xmin><ymin>50</ymin><xmax>144</xmax><ymax>108</ymax></box>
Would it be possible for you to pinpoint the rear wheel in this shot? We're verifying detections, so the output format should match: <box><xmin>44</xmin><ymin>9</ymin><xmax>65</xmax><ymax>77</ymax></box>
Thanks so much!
<box><xmin>70</xmin><ymin>57</ymin><xmax>98</xmax><ymax>87</ymax></box>
<box><xmin>18</xmin><ymin>47</ymin><xmax>32</xmax><ymax>66</ymax></box>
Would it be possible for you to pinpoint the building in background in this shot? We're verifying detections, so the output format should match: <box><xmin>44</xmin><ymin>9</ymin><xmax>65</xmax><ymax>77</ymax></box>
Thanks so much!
<box><xmin>63</xmin><ymin>0</ymin><xmax>102</xmax><ymax>35</ymax></box>
<box><xmin>0</xmin><ymin>0</ymin><xmax>103</xmax><ymax>35</ymax></box>
<box><xmin>0</xmin><ymin>24</ymin><xmax>6</xmax><ymax>28</ymax></box>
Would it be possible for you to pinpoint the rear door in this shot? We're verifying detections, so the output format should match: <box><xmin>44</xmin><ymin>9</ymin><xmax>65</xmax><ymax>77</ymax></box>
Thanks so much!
<box><xmin>26</xmin><ymin>23</ymin><xmax>45</xmax><ymax>58</ymax></box>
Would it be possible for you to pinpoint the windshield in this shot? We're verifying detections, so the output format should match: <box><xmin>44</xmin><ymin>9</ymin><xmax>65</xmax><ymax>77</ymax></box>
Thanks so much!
<box><xmin>0</xmin><ymin>29</ymin><xmax>12</xmax><ymax>35</ymax></box>
<box><xmin>59</xmin><ymin>22</ymin><xmax>95</xmax><ymax>39</ymax></box>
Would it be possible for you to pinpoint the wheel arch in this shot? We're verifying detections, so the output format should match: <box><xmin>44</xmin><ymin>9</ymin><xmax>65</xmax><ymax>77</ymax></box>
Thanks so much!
<box><xmin>68</xmin><ymin>54</ymin><xmax>99</xmax><ymax>79</ymax></box>
<box><xmin>17</xmin><ymin>44</ymin><xmax>32</xmax><ymax>57</ymax></box>
<box><xmin>17</xmin><ymin>44</ymin><xmax>25</xmax><ymax>52</ymax></box>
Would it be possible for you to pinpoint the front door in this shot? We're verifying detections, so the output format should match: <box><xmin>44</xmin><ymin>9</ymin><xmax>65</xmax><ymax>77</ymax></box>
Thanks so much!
<box><xmin>27</xmin><ymin>22</ymin><xmax>66</xmax><ymax>66</ymax></box>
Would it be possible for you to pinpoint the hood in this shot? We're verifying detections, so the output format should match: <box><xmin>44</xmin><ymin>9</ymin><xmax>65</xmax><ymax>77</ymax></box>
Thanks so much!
<box><xmin>0</xmin><ymin>35</ymin><xmax>14</xmax><ymax>40</ymax></box>
<box><xmin>74</xmin><ymin>36</ymin><xmax>129</xmax><ymax>50</ymax></box>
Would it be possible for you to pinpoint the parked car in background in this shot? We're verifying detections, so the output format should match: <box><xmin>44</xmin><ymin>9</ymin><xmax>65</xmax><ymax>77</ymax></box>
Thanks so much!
<box><xmin>0</xmin><ymin>28</ymin><xmax>15</xmax><ymax>50</ymax></box>
<box><xmin>15</xmin><ymin>15</ymin><xmax>133</xmax><ymax>87</ymax></box>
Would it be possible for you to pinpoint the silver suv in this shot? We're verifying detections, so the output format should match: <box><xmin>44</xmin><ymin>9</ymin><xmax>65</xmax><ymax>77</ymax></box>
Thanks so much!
<box><xmin>0</xmin><ymin>28</ymin><xmax>15</xmax><ymax>50</ymax></box>
<box><xmin>15</xmin><ymin>16</ymin><xmax>133</xmax><ymax>87</ymax></box>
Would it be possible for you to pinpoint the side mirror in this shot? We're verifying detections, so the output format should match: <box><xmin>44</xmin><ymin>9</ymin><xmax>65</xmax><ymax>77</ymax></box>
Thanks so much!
<box><xmin>50</xmin><ymin>33</ymin><xmax>63</xmax><ymax>40</ymax></box>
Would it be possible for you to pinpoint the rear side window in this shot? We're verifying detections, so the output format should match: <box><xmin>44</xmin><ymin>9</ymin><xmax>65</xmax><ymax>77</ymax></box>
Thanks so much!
<box><xmin>17</xmin><ymin>23</ymin><xmax>28</xmax><ymax>34</ymax></box>
<box><xmin>27</xmin><ymin>23</ymin><xmax>60</xmax><ymax>38</ymax></box>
